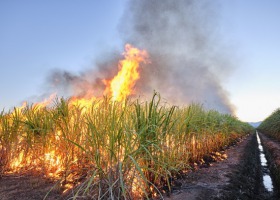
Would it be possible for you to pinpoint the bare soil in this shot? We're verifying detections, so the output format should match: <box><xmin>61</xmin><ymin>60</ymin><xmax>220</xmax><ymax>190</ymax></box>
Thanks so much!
<box><xmin>164</xmin><ymin>133</ymin><xmax>278</xmax><ymax>200</ymax></box>
<box><xmin>163</xmin><ymin>135</ymin><xmax>250</xmax><ymax>200</ymax></box>
<box><xmin>0</xmin><ymin>133</ymin><xmax>279</xmax><ymax>200</ymax></box>
<box><xmin>0</xmin><ymin>174</ymin><xmax>61</xmax><ymax>200</ymax></box>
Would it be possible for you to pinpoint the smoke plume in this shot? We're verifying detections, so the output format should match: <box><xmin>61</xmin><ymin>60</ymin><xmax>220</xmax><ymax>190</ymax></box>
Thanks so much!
<box><xmin>119</xmin><ymin>0</ymin><xmax>235</xmax><ymax>113</ymax></box>
<box><xmin>45</xmin><ymin>0</ymin><xmax>235</xmax><ymax>114</ymax></box>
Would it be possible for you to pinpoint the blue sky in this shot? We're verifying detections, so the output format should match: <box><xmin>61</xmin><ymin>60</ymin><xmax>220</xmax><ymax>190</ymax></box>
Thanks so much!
<box><xmin>0</xmin><ymin>0</ymin><xmax>125</xmax><ymax>107</ymax></box>
<box><xmin>1</xmin><ymin>0</ymin><xmax>280</xmax><ymax>122</ymax></box>
<box><xmin>220</xmin><ymin>1</ymin><xmax>280</xmax><ymax>121</ymax></box>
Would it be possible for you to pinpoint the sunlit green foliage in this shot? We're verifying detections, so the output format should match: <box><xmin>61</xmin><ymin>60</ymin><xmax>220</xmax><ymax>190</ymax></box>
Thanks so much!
<box><xmin>0</xmin><ymin>93</ymin><xmax>252</xmax><ymax>199</ymax></box>
<box><xmin>258</xmin><ymin>109</ymin><xmax>280</xmax><ymax>140</ymax></box>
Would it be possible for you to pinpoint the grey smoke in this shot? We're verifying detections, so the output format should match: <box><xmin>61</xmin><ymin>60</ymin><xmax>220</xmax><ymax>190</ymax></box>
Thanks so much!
<box><xmin>119</xmin><ymin>0</ymin><xmax>235</xmax><ymax>113</ymax></box>
<box><xmin>46</xmin><ymin>52</ymin><xmax>121</xmax><ymax>99</ymax></box>
<box><xmin>45</xmin><ymin>0</ymin><xmax>235</xmax><ymax>114</ymax></box>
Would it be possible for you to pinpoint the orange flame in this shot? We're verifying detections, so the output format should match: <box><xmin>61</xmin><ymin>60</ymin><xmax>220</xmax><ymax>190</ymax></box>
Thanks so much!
<box><xmin>14</xmin><ymin>44</ymin><xmax>148</xmax><ymax>111</ymax></box>
<box><xmin>33</xmin><ymin>93</ymin><xmax>57</xmax><ymax>109</ymax></box>
<box><xmin>8</xmin><ymin>44</ymin><xmax>149</xmax><ymax>184</ymax></box>
<box><xmin>103</xmin><ymin>44</ymin><xmax>149</xmax><ymax>101</ymax></box>
<box><xmin>16</xmin><ymin>44</ymin><xmax>148</xmax><ymax>110</ymax></box>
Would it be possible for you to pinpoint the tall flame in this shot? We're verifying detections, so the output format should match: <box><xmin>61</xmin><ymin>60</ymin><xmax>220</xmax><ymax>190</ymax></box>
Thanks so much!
<box><xmin>103</xmin><ymin>44</ymin><xmax>149</xmax><ymax>101</ymax></box>
<box><xmin>8</xmin><ymin>44</ymin><xmax>149</xmax><ymax>176</ymax></box>
<box><xmin>5</xmin><ymin>44</ymin><xmax>150</xmax><ymax>195</ymax></box>
<box><xmin>12</xmin><ymin>44</ymin><xmax>148</xmax><ymax>112</ymax></box>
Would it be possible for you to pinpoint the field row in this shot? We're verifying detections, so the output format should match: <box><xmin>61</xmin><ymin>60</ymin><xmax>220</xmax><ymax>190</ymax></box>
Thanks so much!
<box><xmin>0</xmin><ymin>94</ymin><xmax>253</xmax><ymax>199</ymax></box>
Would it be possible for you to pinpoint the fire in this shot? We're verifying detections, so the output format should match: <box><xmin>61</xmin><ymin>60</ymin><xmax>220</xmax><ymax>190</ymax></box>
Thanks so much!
<box><xmin>44</xmin><ymin>150</ymin><xmax>62</xmax><ymax>177</ymax></box>
<box><xmin>12</xmin><ymin>93</ymin><xmax>56</xmax><ymax>114</ymax></box>
<box><xmin>12</xmin><ymin>44</ymin><xmax>148</xmax><ymax>112</ymax></box>
<box><xmin>103</xmin><ymin>44</ymin><xmax>149</xmax><ymax>101</ymax></box>
<box><xmin>69</xmin><ymin>96</ymin><xmax>97</xmax><ymax>112</ymax></box>
<box><xmin>10</xmin><ymin>151</ymin><xmax>24</xmax><ymax>170</ymax></box>
<box><xmin>5</xmin><ymin>44</ymin><xmax>149</xmax><ymax>196</ymax></box>
<box><xmin>34</xmin><ymin>93</ymin><xmax>57</xmax><ymax>109</ymax></box>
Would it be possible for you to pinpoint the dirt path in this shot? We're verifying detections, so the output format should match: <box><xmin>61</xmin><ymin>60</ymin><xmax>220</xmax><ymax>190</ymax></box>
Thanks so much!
<box><xmin>164</xmin><ymin>135</ymin><xmax>252</xmax><ymax>200</ymax></box>
<box><xmin>1</xmin><ymin>133</ymin><xmax>279</xmax><ymax>200</ymax></box>
<box><xmin>0</xmin><ymin>174</ymin><xmax>61</xmax><ymax>200</ymax></box>
<box><xmin>164</xmin><ymin>133</ymin><xmax>278</xmax><ymax>200</ymax></box>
